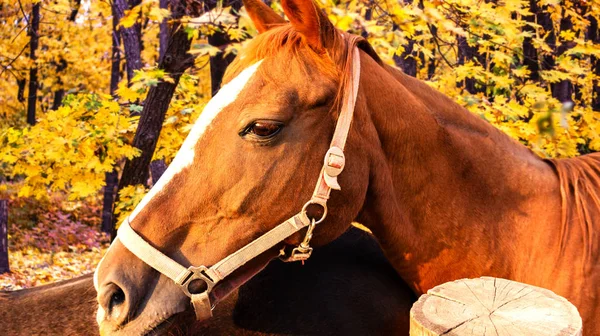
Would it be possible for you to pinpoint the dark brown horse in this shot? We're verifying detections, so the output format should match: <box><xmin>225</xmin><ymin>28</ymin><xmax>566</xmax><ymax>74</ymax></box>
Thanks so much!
<box><xmin>1</xmin><ymin>274</ymin><xmax>98</xmax><ymax>336</ymax></box>
<box><xmin>94</xmin><ymin>0</ymin><xmax>600</xmax><ymax>334</ymax></box>
<box><xmin>1</xmin><ymin>228</ymin><xmax>414</xmax><ymax>335</ymax></box>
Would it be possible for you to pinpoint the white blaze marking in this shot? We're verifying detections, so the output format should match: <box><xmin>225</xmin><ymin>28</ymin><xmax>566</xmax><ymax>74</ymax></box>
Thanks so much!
<box><xmin>94</xmin><ymin>60</ymin><xmax>263</xmax><ymax>291</ymax></box>
<box><xmin>130</xmin><ymin>60</ymin><xmax>263</xmax><ymax>221</ymax></box>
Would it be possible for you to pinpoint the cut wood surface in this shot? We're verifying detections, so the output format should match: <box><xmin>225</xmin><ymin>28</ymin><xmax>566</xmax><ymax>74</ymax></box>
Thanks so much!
<box><xmin>410</xmin><ymin>277</ymin><xmax>582</xmax><ymax>336</ymax></box>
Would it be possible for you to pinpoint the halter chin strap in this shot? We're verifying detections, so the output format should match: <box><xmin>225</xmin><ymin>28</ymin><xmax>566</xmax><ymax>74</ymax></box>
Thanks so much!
<box><xmin>115</xmin><ymin>47</ymin><xmax>361</xmax><ymax>321</ymax></box>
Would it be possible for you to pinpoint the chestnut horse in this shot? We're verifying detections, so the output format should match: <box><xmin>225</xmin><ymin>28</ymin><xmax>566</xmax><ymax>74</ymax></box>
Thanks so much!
<box><xmin>0</xmin><ymin>228</ymin><xmax>414</xmax><ymax>335</ymax></box>
<box><xmin>95</xmin><ymin>0</ymin><xmax>600</xmax><ymax>334</ymax></box>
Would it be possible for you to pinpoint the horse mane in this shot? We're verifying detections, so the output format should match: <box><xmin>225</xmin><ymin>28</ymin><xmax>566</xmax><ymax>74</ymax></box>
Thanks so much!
<box><xmin>224</xmin><ymin>24</ymin><xmax>381</xmax><ymax>116</ymax></box>
<box><xmin>547</xmin><ymin>153</ymin><xmax>600</xmax><ymax>273</ymax></box>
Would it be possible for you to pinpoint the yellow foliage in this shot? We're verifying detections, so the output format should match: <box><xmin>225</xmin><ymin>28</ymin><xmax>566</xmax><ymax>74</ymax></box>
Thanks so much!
<box><xmin>114</xmin><ymin>184</ymin><xmax>149</xmax><ymax>225</ymax></box>
<box><xmin>120</xmin><ymin>5</ymin><xmax>142</xmax><ymax>28</ymax></box>
<box><xmin>0</xmin><ymin>94</ymin><xmax>139</xmax><ymax>199</ymax></box>
<box><xmin>316</xmin><ymin>0</ymin><xmax>599</xmax><ymax>158</ymax></box>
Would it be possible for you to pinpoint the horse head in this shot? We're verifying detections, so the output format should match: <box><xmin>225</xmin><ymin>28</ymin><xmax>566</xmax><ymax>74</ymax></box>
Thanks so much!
<box><xmin>94</xmin><ymin>0</ymin><xmax>381</xmax><ymax>333</ymax></box>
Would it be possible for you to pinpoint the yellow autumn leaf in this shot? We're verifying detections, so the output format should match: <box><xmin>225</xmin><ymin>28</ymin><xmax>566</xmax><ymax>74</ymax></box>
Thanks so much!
<box><xmin>120</xmin><ymin>5</ymin><xmax>141</xmax><ymax>28</ymax></box>
<box><xmin>189</xmin><ymin>43</ymin><xmax>222</xmax><ymax>57</ymax></box>
<box><xmin>148</xmin><ymin>7</ymin><xmax>170</xmax><ymax>22</ymax></box>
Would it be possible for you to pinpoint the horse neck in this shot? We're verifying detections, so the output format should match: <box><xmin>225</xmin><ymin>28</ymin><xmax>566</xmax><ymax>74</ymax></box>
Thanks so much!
<box><xmin>355</xmin><ymin>55</ymin><xmax>561</xmax><ymax>294</ymax></box>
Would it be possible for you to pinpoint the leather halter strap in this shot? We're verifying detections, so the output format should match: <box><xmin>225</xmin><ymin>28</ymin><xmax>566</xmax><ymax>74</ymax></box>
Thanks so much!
<box><xmin>115</xmin><ymin>47</ymin><xmax>361</xmax><ymax>321</ymax></box>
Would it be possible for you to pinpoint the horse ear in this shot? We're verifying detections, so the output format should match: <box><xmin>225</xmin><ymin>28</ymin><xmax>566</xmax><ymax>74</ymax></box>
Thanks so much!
<box><xmin>281</xmin><ymin>0</ymin><xmax>336</xmax><ymax>52</ymax></box>
<box><xmin>243</xmin><ymin>0</ymin><xmax>286</xmax><ymax>33</ymax></box>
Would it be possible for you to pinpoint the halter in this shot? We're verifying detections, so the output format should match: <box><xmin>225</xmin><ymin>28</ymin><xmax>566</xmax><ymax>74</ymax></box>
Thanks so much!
<box><xmin>115</xmin><ymin>47</ymin><xmax>361</xmax><ymax>320</ymax></box>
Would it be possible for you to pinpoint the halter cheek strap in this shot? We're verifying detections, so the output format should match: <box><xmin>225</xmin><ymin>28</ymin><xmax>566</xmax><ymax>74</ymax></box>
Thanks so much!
<box><xmin>115</xmin><ymin>47</ymin><xmax>361</xmax><ymax>320</ymax></box>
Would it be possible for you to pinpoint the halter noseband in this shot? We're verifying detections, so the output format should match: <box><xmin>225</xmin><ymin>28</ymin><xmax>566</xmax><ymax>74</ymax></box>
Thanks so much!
<box><xmin>115</xmin><ymin>47</ymin><xmax>361</xmax><ymax>320</ymax></box>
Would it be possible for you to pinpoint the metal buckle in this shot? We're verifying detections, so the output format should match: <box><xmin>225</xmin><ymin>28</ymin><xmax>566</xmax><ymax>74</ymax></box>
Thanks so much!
<box><xmin>285</xmin><ymin>245</ymin><xmax>313</xmax><ymax>262</ymax></box>
<box><xmin>280</xmin><ymin>218</ymin><xmax>316</xmax><ymax>262</ymax></box>
<box><xmin>323</xmin><ymin>147</ymin><xmax>345</xmax><ymax>190</ymax></box>
<box><xmin>324</xmin><ymin>147</ymin><xmax>345</xmax><ymax>177</ymax></box>
<box><xmin>177</xmin><ymin>265</ymin><xmax>215</xmax><ymax>300</ymax></box>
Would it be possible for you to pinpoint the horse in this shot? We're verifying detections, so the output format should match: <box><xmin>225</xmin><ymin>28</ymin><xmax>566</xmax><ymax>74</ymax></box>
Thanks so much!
<box><xmin>1</xmin><ymin>227</ymin><xmax>414</xmax><ymax>335</ymax></box>
<box><xmin>1</xmin><ymin>274</ymin><xmax>98</xmax><ymax>335</ymax></box>
<box><xmin>94</xmin><ymin>0</ymin><xmax>600</xmax><ymax>334</ymax></box>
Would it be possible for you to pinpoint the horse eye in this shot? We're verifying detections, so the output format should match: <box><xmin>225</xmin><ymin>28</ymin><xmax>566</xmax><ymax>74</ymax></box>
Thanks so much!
<box><xmin>245</xmin><ymin>121</ymin><xmax>282</xmax><ymax>138</ymax></box>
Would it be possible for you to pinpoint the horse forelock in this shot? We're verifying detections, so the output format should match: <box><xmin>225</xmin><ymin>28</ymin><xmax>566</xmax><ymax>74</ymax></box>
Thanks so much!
<box><xmin>224</xmin><ymin>25</ymin><xmax>339</xmax><ymax>82</ymax></box>
<box><xmin>548</xmin><ymin>152</ymin><xmax>600</xmax><ymax>273</ymax></box>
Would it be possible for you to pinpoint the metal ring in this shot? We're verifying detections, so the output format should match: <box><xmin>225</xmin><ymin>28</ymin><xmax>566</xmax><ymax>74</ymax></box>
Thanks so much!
<box><xmin>302</xmin><ymin>200</ymin><xmax>328</xmax><ymax>224</ymax></box>
<box><xmin>179</xmin><ymin>266</ymin><xmax>215</xmax><ymax>299</ymax></box>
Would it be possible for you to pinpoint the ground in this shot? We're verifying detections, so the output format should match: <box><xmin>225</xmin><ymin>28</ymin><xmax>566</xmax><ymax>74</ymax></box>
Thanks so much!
<box><xmin>0</xmin><ymin>191</ymin><xmax>109</xmax><ymax>290</ymax></box>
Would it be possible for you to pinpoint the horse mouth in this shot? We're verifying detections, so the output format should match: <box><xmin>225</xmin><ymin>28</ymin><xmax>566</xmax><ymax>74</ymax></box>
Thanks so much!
<box><xmin>143</xmin><ymin>315</ymin><xmax>178</xmax><ymax>336</ymax></box>
<box><xmin>142</xmin><ymin>311</ymin><xmax>194</xmax><ymax>336</ymax></box>
<box><xmin>209</xmin><ymin>245</ymin><xmax>282</xmax><ymax>306</ymax></box>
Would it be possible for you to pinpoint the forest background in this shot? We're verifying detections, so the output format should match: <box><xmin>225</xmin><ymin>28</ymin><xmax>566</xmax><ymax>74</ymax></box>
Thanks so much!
<box><xmin>0</xmin><ymin>0</ymin><xmax>598</xmax><ymax>289</ymax></box>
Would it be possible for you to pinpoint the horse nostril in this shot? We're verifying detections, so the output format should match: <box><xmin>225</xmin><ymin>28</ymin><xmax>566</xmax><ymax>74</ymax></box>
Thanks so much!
<box><xmin>109</xmin><ymin>287</ymin><xmax>126</xmax><ymax>313</ymax></box>
<box><xmin>100</xmin><ymin>283</ymin><xmax>129</xmax><ymax>323</ymax></box>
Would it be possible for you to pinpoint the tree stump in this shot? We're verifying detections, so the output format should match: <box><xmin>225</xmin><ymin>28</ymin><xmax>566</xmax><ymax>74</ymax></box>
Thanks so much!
<box><xmin>410</xmin><ymin>277</ymin><xmax>582</xmax><ymax>336</ymax></box>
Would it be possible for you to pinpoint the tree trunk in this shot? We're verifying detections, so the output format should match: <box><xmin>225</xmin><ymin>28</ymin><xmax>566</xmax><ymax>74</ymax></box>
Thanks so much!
<box><xmin>17</xmin><ymin>78</ymin><xmax>26</xmax><ymax>103</ymax></box>
<box><xmin>113</xmin><ymin>0</ymin><xmax>144</xmax><ymax>82</ymax></box>
<box><xmin>425</xmin><ymin>21</ymin><xmax>437</xmax><ymax>80</ymax></box>
<box><xmin>100</xmin><ymin>6</ymin><xmax>123</xmax><ymax>236</ymax></box>
<box><xmin>361</xmin><ymin>6</ymin><xmax>372</xmax><ymax>39</ymax></box>
<box><xmin>426</xmin><ymin>48</ymin><xmax>436</xmax><ymax>80</ymax></box>
<box><xmin>208</xmin><ymin>1</ymin><xmax>242</xmax><ymax>95</ymax></box>
<box><xmin>537</xmin><ymin>2</ymin><xmax>556</xmax><ymax>76</ymax></box>
<box><xmin>51</xmin><ymin>59</ymin><xmax>67</xmax><ymax>110</ymax></box>
<box><xmin>110</xmin><ymin>4</ymin><xmax>122</xmax><ymax>96</ymax></box>
<box><xmin>68</xmin><ymin>0</ymin><xmax>81</xmax><ymax>21</ymax></box>
<box><xmin>26</xmin><ymin>2</ymin><xmax>40</xmax><ymax>125</ymax></box>
<box><xmin>393</xmin><ymin>1</ymin><xmax>418</xmax><ymax>77</ymax></box>
<box><xmin>101</xmin><ymin>171</ymin><xmax>118</xmax><ymax>234</ymax></box>
<box><xmin>150</xmin><ymin>160</ymin><xmax>168</xmax><ymax>184</ymax></box>
<box><xmin>51</xmin><ymin>0</ymin><xmax>81</xmax><ymax>110</ymax></box>
<box><xmin>112</xmin><ymin>0</ymin><xmax>202</xmax><ymax>238</ymax></box>
<box><xmin>457</xmin><ymin>35</ymin><xmax>485</xmax><ymax>94</ymax></box>
<box><xmin>149</xmin><ymin>0</ymin><xmax>240</xmax><ymax>198</ymax></box>
<box><xmin>552</xmin><ymin>14</ymin><xmax>574</xmax><ymax>103</ymax></box>
<box><xmin>589</xmin><ymin>14</ymin><xmax>600</xmax><ymax>110</ymax></box>
<box><xmin>116</xmin><ymin>32</ymin><xmax>192</xmax><ymax>188</ymax></box>
<box><xmin>208</xmin><ymin>31</ymin><xmax>237</xmax><ymax>96</ymax></box>
<box><xmin>146</xmin><ymin>0</ymin><xmax>171</xmax><ymax>185</ymax></box>
<box><xmin>159</xmin><ymin>0</ymin><xmax>169</xmax><ymax>61</ymax></box>
<box><xmin>523</xmin><ymin>0</ymin><xmax>562</xmax><ymax>98</ymax></box>
<box><xmin>395</xmin><ymin>36</ymin><xmax>418</xmax><ymax>77</ymax></box>
<box><xmin>523</xmin><ymin>0</ymin><xmax>540</xmax><ymax>81</ymax></box>
<box><xmin>51</xmin><ymin>89</ymin><xmax>64</xmax><ymax>110</ymax></box>
<box><xmin>523</xmin><ymin>0</ymin><xmax>541</xmax><ymax>81</ymax></box>
<box><xmin>0</xmin><ymin>199</ymin><xmax>8</xmax><ymax>274</ymax></box>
